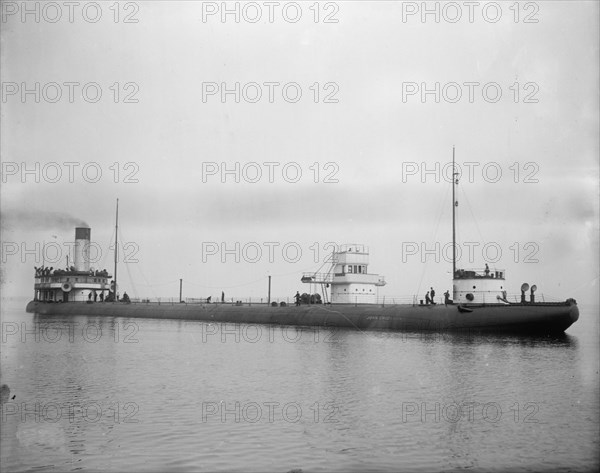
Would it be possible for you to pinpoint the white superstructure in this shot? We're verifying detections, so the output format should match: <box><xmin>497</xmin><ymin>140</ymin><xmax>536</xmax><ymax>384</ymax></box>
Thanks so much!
<box><xmin>453</xmin><ymin>267</ymin><xmax>507</xmax><ymax>304</ymax></box>
<box><xmin>33</xmin><ymin>227</ymin><xmax>112</xmax><ymax>302</ymax></box>
<box><xmin>302</xmin><ymin>244</ymin><xmax>386</xmax><ymax>304</ymax></box>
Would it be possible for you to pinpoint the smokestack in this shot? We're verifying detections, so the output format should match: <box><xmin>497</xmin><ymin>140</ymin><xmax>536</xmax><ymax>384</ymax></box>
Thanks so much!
<box><xmin>74</xmin><ymin>227</ymin><xmax>91</xmax><ymax>272</ymax></box>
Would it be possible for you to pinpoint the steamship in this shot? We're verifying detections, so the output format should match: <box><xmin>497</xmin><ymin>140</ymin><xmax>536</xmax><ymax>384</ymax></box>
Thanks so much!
<box><xmin>31</xmin><ymin>227</ymin><xmax>114</xmax><ymax>304</ymax></box>
<box><xmin>26</xmin><ymin>151</ymin><xmax>579</xmax><ymax>334</ymax></box>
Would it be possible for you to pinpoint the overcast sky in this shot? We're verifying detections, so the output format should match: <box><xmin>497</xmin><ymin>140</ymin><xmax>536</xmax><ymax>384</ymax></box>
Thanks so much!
<box><xmin>1</xmin><ymin>1</ymin><xmax>598</xmax><ymax>306</ymax></box>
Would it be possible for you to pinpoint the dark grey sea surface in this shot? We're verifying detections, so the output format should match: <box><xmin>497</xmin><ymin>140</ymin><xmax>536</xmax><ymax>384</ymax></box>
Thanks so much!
<box><xmin>1</xmin><ymin>297</ymin><xmax>598</xmax><ymax>472</ymax></box>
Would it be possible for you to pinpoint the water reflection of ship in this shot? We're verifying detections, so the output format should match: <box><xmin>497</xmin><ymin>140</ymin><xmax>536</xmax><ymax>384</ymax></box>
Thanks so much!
<box><xmin>26</xmin><ymin>150</ymin><xmax>579</xmax><ymax>334</ymax></box>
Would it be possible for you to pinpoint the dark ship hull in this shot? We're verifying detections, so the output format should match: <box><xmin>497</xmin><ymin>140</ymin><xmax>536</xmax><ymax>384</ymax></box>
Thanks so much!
<box><xmin>25</xmin><ymin>299</ymin><xmax>579</xmax><ymax>335</ymax></box>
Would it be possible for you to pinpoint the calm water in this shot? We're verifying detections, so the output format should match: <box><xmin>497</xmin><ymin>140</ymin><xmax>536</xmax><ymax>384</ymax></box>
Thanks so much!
<box><xmin>1</xmin><ymin>297</ymin><xmax>598</xmax><ymax>472</ymax></box>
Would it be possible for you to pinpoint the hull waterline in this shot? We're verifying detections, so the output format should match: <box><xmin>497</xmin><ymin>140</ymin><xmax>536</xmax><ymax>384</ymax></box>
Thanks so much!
<box><xmin>25</xmin><ymin>300</ymin><xmax>579</xmax><ymax>335</ymax></box>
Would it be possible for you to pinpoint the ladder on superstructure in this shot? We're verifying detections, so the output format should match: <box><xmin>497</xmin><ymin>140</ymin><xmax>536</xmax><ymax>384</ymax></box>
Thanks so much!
<box><xmin>301</xmin><ymin>250</ymin><xmax>338</xmax><ymax>304</ymax></box>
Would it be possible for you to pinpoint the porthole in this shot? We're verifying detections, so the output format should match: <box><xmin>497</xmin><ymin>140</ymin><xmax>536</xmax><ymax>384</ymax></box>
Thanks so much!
<box><xmin>466</xmin><ymin>293</ymin><xmax>474</xmax><ymax>301</ymax></box>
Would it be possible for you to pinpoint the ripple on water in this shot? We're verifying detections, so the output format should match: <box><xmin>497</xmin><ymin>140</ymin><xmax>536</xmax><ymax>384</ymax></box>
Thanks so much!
<box><xmin>0</xmin><ymin>307</ymin><xmax>598</xmax><ymax>472</ymax></box>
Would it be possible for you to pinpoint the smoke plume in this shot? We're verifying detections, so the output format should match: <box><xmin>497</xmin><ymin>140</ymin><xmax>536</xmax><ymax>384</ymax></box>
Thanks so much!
<box><xmin>0</xmin><ymin>209</ymin><xmax>88</xmax><ymax>232</ymax></box>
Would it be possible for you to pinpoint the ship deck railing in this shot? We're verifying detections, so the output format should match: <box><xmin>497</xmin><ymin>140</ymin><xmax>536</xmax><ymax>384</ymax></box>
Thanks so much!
<box><xmin>34</xmin><ymin>292</ymin><xmax>567</xmax><ymax>306</ymax></box>
<box><xmin>301</xmin><ymin>272</ymin><xmax>334</xmax><ymax>283</ymax></box>
<box><xmin>126</xmin><ymin>293</ymin><xmax>562</xmax><ymax>306</ymax></box>
<box><xmin>454</xmin><ymin>268</ymin><xmax>506</xmax><ymax>279</ymax></box>
<box><xmin>337</xmin><ymin>243</ymin><xmax>369</xmax><ymax>254</ymax></box>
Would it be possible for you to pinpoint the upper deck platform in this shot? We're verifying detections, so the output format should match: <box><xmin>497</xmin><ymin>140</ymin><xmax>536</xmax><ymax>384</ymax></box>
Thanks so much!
<box><xmin>454</xmin><ymin>268</ymin><xmax>505</xmax><ymax>280</ymax></box>
<box><xmin>34</xmin><ymin>268</ymin><xmax>112</xmax><ymax>286</ymax></box>
<box><xmin>35</xmin><ymin>268</ymin><xmax>111</xmax><ymax>277</ymax></box>
<box><xmin>337</xmin><ymin>244</ymin><xmax>369</xmax><ymax>254</ymax></box>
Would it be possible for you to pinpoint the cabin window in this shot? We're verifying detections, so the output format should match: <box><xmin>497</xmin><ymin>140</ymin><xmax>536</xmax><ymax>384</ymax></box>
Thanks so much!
<box><xmin>358</xmin><ymin>266</ymin><xmax>362</xmax><ymax>273</ymax></box>
<box><xmin>348</xmin><ymin>266</ymin><xmax>352</xmax><ymax>273</ymax></box>
<box><xmin>353</xmin><ymin>265</ymin><xmax>357</xmax><ymax>273</ymax></box>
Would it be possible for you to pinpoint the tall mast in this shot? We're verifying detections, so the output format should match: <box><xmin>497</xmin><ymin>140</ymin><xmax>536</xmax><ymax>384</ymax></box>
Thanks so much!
<box><xmin>452</xmin><ymin>146</ymin><xmax>457</xmax><ymax>278</ymax></box>
<box><xmin>114</xmin><ymin>198</ymin><xmax>119</xmax><ymax>296</ymax></box>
